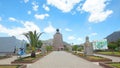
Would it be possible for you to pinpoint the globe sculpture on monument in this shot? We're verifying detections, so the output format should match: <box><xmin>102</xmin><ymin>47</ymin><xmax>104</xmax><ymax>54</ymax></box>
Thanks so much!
<box><xmin>53</xmin><ymin>29</ymin><xmax>64</xmax><ymax>51</ymax></box>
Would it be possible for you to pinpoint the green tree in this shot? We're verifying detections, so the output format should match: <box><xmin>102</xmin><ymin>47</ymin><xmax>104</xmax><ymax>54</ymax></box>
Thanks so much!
<box><xmin>37</xmin><ymin>40</ymin><xmax>43</xmax><ymax>48</ymax></box>
<box><xmin>117</xmin><ymin>39</ymin><xmax>120</xmax><ymax>51</ymax></box>
<box><xmin>108</xmin><ymin>42</ymin><xmax>117</xmax><ymax>54</ymax></box>
<box><xmin>72</xmin><ymin>45</ymin><xmax>79</xmax><ymax>51</ymax></box>
<box><xmin>23</xmin><ymin>31</ymin><xmax>43</xmax><ymax>57</ymax></box>
<box><xmin>26</xmin><ymin>43</ymin><xmax>31</xmax><ymax>54</ymax></box>
<box><xmin>46</xmin><ymin>46</ymin><xmax>52</xmax><ymax>52</ymax></box>
<box><xmin>77</xmin><ymin>47</ymin><xmax>82</xmax><ymax>51</ymax></box>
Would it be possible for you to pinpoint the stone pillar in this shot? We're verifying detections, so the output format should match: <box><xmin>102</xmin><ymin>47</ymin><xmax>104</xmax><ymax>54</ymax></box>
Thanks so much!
<box><xmin>53</xmin><ymin>29</ymin><xmax>64</xmax><ymax>51</ymax></box>
<box><xmin>41</xmin><ymin>43</ymin><xmax>46</xmax><ymax>55</ymax></box>
<box><xmin>84</xmin><ymin>36</ymin><xmax>93</xmax><ymax>55</ymax></box>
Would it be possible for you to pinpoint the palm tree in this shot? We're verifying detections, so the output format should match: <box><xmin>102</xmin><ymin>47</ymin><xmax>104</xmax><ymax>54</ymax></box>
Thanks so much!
<box><xmin>23</xmin><ymin>31</ymin><xmax>43</xmax><ymax>57</ymax></box>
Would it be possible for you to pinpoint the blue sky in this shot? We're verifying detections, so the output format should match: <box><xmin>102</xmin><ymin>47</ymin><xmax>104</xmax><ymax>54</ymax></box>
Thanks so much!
<box><xmin>0</xmin><ymin>0</ymin><xmax>120</xmax><ymax>44</ymax></box>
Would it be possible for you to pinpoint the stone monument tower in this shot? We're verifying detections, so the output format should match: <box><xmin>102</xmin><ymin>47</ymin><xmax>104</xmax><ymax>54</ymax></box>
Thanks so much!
<box><xmin>53</xmin><ymin>29</ymin><xmax>64</xmax><ymax>51</ymax></box>
<box><xmin>84</xmin><ymin>36</ymin><xmax>93</xmax><ymax>55</ymax></box>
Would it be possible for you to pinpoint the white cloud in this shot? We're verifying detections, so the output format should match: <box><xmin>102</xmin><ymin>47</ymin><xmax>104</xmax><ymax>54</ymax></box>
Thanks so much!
<box><xmin>0</xmin><ymin>21</ymin><xmax>40</xmax><ymax>40</ymax></box>
<box><xmin>32</xmin><ymin>2</ymin><xmax>39</xmax><ymax>11</ymax></box>
<box><xmin>8</xmin><ymin>17</ymin><xmax>18</xmax><ymax>22</ymax></box>
<box><xmin>65</xmin><ymin>28</ymin><xmax>72</xmax><ymax>31</ymax></box>
<box><xmin>47</xmin><ymin>0</ymin><xmax>81</xmax><ymax>12</ymax></box>
<box><xmin>67</xmin><ymin>36</ymin><xmax>84</xmax><ymax>44</ymax></box>
<box><xmin>24</xmin><ymin>0</ymin><xmax>29</xmax><ymax>3</ymax></box>
<box><xmin>44</xmin><ymin>23</ymin><xmax>56</xmax><ymax>34</ymax></box>
<box><xmin>28</xmin><ymin>11</ymin><xmax>31</xmax><ymax>15</ymax></box>
<box><xmin>34</xmin><ymin>14</ymin><xmax>49</xmax><ymax>20</ymax></box>
<box><xmin>77</xmin><ymin>37</ymin><xmax>84</xmax><ymax>43</ymax></box>
<box><xmin>82</xmin><ymin>0</ymin><xmax>113</xmax><ymax>23</ymax></box>
<box><xmin>68</xmin><ymin>36</ymin><xmax>76</xmax><ymax>40</ymax></box>
<box><xmin>0</xmin><ymin>17</ymin><xmax>2</xmax><ymax>21</ymax></box>
<box><xmin>89</xmin><ymin>11</ymin><xmax>113</xmax><ymax>23</ymax></box>
<box><xmin>77</xmin><ymin>37</ymin><xmax>83</xmax><ymax>41</ymax></box>
<box><xmin>43</xmin><ymin>4</ymin><xmax>50</xmax><ymax>11</ymax></box>
<box><xmin>89</xmin><ymin>32</ymin><xmax>98</xmax><ymax>37</ymax></box>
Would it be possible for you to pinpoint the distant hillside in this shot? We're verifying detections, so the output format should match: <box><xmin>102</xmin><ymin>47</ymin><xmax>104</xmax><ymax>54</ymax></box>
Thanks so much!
<box><xmin>42</xmin><ymin>39</ymin><xmax>53</xmax><ymax>46</ymax></box>
<box><xmin>42</xmin><ymin>39</ymin><xmax>70</xmax><ymax>46</ymax></box>
<box><xmin>106</xmin><ymin>31</ymin><xmax>120</xmax><ymax>42</ymax></box>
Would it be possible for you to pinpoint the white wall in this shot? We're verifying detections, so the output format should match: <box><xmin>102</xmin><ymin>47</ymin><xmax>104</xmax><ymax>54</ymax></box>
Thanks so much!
<box><xmin>0</xmin><ymin>36</ymin><xmax>26</xmax><ymax>53</ymax></box>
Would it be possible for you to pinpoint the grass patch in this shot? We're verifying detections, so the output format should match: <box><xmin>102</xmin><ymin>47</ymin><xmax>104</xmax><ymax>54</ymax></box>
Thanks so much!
<box><xmin>0</xmin><ymin>65</ymin><xmax>20</xmax><ymax>68</ymax></box>
<box><xmin>0</xmin><ymin>56</ymin><xmax>6</xmax><ymax>59</ymax></box>
<box><xmin>17</xmin><ymin>54</ymin><xmax>42</xmax><ymax>61</ymax></box>
<box><xmin>78</xmin><ymin>53</ymin><xmax>85</xmax><ymax>57</ymax></box>
<box><xmin>86</xmin><ymin>56</ymin><xmax>107</xmax><ymax>60</ymax></box>
<box><xmin>100</xmin><ymin>62</ymin><xmax>120</xmax><ymax>68</ymax></box>
<box><xmin>97</xmin><ymin>52</ymin><xmax>120</xmax><ymax>56</ymax></box>
<box><xmin>108</xmin><ymin>62</ymin><xmax>120</xmax><ymax>68</ymax></box>
<box><xmin>72</xmin><ymin>52</ymin><xmax>112</xmax><ymax>62</ymax></box>
<box><xmin>0</xmin><ymin>56</ymin><xmax>10</xmax><ymax>59</ymax></box>
<box><xmin>85</xmin><ymin>55</ymin><xmax>112</xmax><ymax>62</ymax></box>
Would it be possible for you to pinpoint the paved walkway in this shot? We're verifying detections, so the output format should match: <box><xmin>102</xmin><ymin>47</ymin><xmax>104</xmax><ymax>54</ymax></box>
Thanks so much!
<box><xmin>28</xmin><ymin>51</ymin><xmax>103</xmax><ymax>68</ymax></box>
<box><xmin>1</xmin><ymin>51</ymin><xmax>119</xmax><ymax>68</ymax></box>
<box><xmin>0</xmin><ymin>52</ymin><xmax>40</xmax><ymax>64</ymax></box>
<box><xmin>0</xmin><ymin>56</ymin><xmax>17</xmax><ymax>64</ymax></box>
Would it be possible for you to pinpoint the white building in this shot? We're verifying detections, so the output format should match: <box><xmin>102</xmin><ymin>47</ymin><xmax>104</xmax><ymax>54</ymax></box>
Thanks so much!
<box><xmin>0</xmin><ymin>36</ymin><xmax>26</xmax><ymax>56</ymax></box>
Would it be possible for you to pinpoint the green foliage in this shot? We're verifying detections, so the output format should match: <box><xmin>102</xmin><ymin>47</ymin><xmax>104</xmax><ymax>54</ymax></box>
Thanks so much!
<box><xmin>46</xmin><ymin>46</ymin><xmax>52</xmax><ymax>52</ymax></box>
<box><xmin>108</xmin><ymin>39</ymin><xmax>120</xmax><ymax>51</ymax></box>
<box><xmin>97</xmin><ymin>52</ymin><xmax>120</xmax><ymax>56</ymax></box>
<box><xmin>108</xmin><ymin>63</ymin><xmax>120</xmax><ymax>68</ymax></box>
<box><xmin>116</xmin><ymin>39</ymin><xmax>120</xmax><ymax>51</ymax></box>
<box><xmin>72</xmin><ymin>45</ymin><xmax>79</xmax><ymax>51</ymax></box>
<box><xmin>25</xmin><ymin>43</ymin><xmax>31</xmax><ymax>54</ymax></box>
<box><xmin>37</xmin><ymin>40</ymin><xmax>43</xmax><ymax>48</ymax></box>
<box><xmin>117</xmin><ymin>39</ymin><xmax>120</xmax><ymax>47</ymax></box>
<box><xmin>23</xmin><ymin>31</ymin><xmax>43</xmax><ymax>51</ymax></box>
<box><xmin>23</xmin><ymin>31</ymin><xmax>43</xmax><ymax>57</ymax></box>
<box><xmin>108</xmin><ymin>42</ymin><xmax>117</xmax><ymax>50</ymax></box>
<box><xmin>77</xmin><ymin>47</ymin><xmax>82</xmax><ymax>51</ymax></box>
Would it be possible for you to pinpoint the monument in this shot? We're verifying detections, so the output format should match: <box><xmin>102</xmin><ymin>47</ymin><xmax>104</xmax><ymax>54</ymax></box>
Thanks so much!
<box><xmin>53</xmin><ymin>29</ymin><xmax>64</xmax><ymax>51</ymax></box>
<box><xmin>84</xmin><ymin>36</ymin><xmax>93</xmax><ymax>55</ymax></box>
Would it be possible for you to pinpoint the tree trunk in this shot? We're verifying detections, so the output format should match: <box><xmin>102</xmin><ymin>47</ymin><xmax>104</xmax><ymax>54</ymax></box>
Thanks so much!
<box><xmin>31</xmin><ymin>50</ymin><xmax>36</xmax><ymax>58</ymax></box>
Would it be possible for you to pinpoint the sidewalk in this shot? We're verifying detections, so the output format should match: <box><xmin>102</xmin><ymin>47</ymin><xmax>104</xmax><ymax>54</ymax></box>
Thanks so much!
<box><xmin>28</xmin><ymin>51</ymin><xmax>103</xmax><ymax>68</ymax></box>
<box><xmin>0</xmin><ymin>52</ymin><xmax>40</xmax><ymax>65</ymax></box>
<box><xmin>0</xmin><ymin>56</ymin><xmax>17</xmax><ymax>64</ymax></box>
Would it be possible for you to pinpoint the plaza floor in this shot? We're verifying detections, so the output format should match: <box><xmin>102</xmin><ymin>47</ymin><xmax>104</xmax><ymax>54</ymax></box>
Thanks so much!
<box><xmin>28</xmin><ymin>51</ymin><xmax>103</xmax><ymax>68</ymax></box>
<box><xmin>0</xmin><ymin>51</ymin><xmax>119</xmax><ymax>68</ymax></box>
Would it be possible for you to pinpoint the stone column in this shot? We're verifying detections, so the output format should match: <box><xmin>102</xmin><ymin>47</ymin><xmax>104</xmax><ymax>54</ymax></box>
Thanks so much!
<box><xmin>84</xmin><ymin>36</ymin><xmax>93</xmax><ymax>56</ymax></box>
<box><xmin>41</xmin><ymin>43</ymin><xmax>46</xmax><ymax>55</ymax></box>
